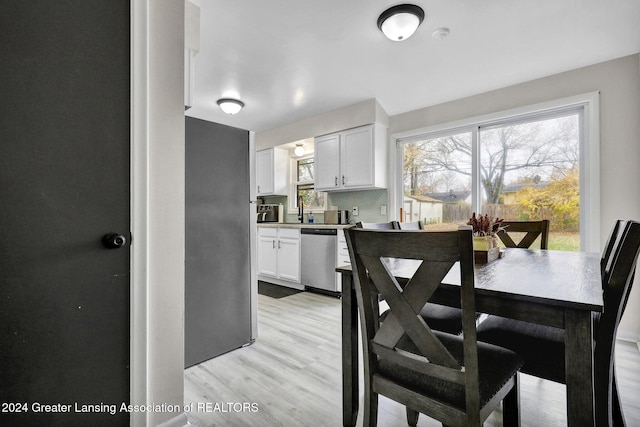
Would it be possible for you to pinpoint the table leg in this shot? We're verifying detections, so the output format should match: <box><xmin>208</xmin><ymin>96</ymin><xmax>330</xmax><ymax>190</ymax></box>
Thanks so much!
<box><xmin>564</xmin><ymin>309</ymin><xmax>595</xmax><ymax>427</ymax></box>
<box><xmin>341</xmin><ymin>273</ymin><xmax>358</xmax><ymax>427</ymax></box>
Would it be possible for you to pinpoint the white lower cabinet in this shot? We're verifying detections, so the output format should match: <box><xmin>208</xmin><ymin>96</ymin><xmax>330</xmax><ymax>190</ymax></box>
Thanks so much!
<box><xmin>276</xmin><ymin>235</ymin><xmax>301</xmax><ymax>282</ymax></box>
<box><xmin>257</xmin><ymin>229</ymin><xmax>279</xmax><ymax>277</ymax></box>
<box><xmin>257</xmin><ymin>227</ymin><xmax>301</xmax><ymax>285</ymax></box>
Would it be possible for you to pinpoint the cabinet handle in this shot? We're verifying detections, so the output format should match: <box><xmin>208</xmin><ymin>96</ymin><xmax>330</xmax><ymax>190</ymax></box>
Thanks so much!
<box><xmin>278</xmin><ymin>241</ymin><xmax>281</xmax><ymax>249</ymax></box>
<box><xmin>342</xmin><ymin>175</ymin><xmax>345</xmax><ymax>185</ymax></box>
<box><xmin>335</xmin><ymin>176</ymin><xmax>338</xmax><ymax>186</ymax></box>
<box><xmin>258</xmin><ymin>185</ymin><xmax>260</xmax><ymax>193</ymax></box>
<box><xmin>272</xmin><ymin>239</ymin><xmax>275</xmax><ymax>249</ymax></box>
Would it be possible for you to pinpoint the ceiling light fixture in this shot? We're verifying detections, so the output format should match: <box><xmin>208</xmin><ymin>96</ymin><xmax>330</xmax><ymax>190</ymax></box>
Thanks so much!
<box><xmin>294</xmin><ymin>144</ymin><xmax>305</xmax><ymax>156</ymax></box>
<box><xmin>217</xmin><ymin>98</ymin><xmax>244</xmax><ymax>115</ymax></box>
<box><xmin>377</xmin><ymin>4</ymin><xmax>425</xmax><ymax>41</ymax></box>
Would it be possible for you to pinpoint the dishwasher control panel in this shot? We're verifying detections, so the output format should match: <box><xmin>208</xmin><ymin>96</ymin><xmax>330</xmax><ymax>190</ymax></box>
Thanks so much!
<box><xmin>301</xmin><ymin>228</ymin><xmax>337</xmax><ymax>236</ymax></box>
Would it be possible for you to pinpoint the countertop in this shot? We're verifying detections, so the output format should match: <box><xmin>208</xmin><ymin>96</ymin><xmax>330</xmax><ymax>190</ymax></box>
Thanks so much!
<box><xmin>257</xmin><ymin>222</ymin><xmax>354</xmax><ymax>229</ymax></box>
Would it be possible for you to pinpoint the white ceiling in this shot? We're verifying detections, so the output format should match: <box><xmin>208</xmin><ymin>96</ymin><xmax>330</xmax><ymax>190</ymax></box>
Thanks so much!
<box><xmin>186</xmin><ymin>0</ymin><xmax>640</xmax><ymax>134</ymax></box>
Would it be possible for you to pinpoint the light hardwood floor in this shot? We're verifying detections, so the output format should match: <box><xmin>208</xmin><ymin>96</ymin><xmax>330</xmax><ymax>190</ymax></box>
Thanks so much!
<box><xmin>185</xmin><ymin>291</ymin><xmax>640</xmax><ymax>427</ymax></box>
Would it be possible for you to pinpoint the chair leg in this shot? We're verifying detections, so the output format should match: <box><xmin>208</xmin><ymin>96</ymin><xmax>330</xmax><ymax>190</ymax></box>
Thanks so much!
<box><xmin>502</xmin><ymin>374</ymin><xmax>521</xmax><ymax>427</ymax></box>
<box><xmin>612</xmin><ymin>375</ymin><xmax>627</xmax><ymax>427</ymax></box>
<box><xmin>363</xmin><ymin>389</ymin><xmax>378</xmax><ymax>427</ymax></box>
<box><xmin>405</xmin><ymin>407</ymin><xmax>419</xmax><ymax>427</ymax></box>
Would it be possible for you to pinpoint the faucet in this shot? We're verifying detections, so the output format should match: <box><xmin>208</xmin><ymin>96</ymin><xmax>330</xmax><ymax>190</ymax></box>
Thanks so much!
<box><xmin>297</xmin><ymin>196</ymin><xmax>304</xmax><ymax>223</ymax></box>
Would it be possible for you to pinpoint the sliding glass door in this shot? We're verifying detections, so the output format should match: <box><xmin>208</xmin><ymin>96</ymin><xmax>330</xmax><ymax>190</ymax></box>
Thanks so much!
<box><xmin>479</xmin><ymin>113</ymin><xmax>580</xmax><ymax>249</ymax></box>
<box><xmin>402</xmin><ymin>129</ymin><xmax>473</xmax><ymax>229</ymax></box>
<box><xmin>399</xmin><ymin>106</ymin><xmax>583</xmax><ymax>250</ymax></box>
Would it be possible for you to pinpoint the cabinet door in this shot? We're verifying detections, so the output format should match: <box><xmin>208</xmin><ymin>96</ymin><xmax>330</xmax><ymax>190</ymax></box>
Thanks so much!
<box><xmin>256</xmin><ymin>149</ymin><xmax>274</xmax><ymax>195</ymax></box>
<box><xmin>277</xmin><ymin>238</ymin><xmax>301</xmax><ymax>282</ymax></box>
<box><xmin>257</xmin><ymin>236</ymin><xmax>278</xmax><ymax>277</ymax></box>
<box><xmin>341</xmin><ymin>125</ymin><xmax>374</xmax><ymax>188</ymax></box>
<box><xmin>314</xmin><ymin>133</ymin><xmax>341</xmax><ymax>190</ymax></box>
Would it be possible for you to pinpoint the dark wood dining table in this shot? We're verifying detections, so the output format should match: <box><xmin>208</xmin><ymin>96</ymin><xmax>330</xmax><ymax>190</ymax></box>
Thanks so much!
<box><xmin>337</xmin><ymin>248</ymin><xmax>603</xmax><ymax>427</ymax></box>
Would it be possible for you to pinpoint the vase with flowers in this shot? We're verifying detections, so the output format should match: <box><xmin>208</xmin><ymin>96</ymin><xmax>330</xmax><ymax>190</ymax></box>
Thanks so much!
<box><xmin>467</xmin><ymin>213</ymin><xmax>505</xmax><ymax>263</ymax></box>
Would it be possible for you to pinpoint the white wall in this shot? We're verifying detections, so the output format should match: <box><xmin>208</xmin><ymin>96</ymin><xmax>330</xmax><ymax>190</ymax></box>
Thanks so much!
<box><xmin>389</xmin><ymin>54</ymin><xmax>640</xmax><ymax>340</ymax></box>
<box><xmin>132</xmin><ymin>0</ymin><xmax>186</xmax><ymax>426</ymax></box>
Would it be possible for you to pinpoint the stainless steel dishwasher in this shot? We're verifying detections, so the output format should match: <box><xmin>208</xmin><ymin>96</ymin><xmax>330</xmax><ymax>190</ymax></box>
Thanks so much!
<box><xmin>301</xmin><ymin>228</ymin><xmax>339</xmax><ymax>296</ymax></box>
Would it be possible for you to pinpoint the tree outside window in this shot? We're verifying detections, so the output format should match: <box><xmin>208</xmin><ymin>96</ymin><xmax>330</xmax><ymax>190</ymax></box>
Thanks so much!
<box><xmin>402</xmin><ymin>111</ymin><xmax>581</xmax><ymax>250</ymax></box>
<box><xmin>296</xmin><ymin>157</ymin><xmax>326</xmax><ymax>211</ymax></box>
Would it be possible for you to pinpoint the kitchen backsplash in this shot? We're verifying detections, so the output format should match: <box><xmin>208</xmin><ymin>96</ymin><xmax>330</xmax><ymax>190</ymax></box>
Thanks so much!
<box><xmin>260</xmin><ymin>189</ymin><xmax>389</xmax><ymax>224</ymax></box>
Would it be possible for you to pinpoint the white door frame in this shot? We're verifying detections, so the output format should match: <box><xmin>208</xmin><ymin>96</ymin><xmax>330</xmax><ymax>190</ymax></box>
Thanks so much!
<box><xmin>131</xmin><ymin>1</ymin><xmax>186</xmax><ymax>426</ymax></box>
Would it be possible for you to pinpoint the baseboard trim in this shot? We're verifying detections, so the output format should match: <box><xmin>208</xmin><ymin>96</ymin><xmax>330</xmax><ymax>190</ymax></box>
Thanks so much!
<box><xmin>156</xmin><ymin>412</ymin><xmax>189</xmax><ymax>427</ymax></box>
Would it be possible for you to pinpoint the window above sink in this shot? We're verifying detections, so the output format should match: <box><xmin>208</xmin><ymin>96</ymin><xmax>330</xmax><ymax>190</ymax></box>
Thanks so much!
<box><xmin>290</xmin><ymin>155</ymin><xmax>327</xmax><ymax>213</ymax></box>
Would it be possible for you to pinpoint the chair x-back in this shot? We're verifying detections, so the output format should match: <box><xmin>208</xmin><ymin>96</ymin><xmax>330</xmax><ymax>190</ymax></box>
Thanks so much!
<box><xmin>344</xmin><ymin>227</ymin><xmax>523</xmax><ymax>426</ymax></box>
<box><xmin>497</xmin><ymin>219</ymin><xmax>550</xmax><ymax>249</ymax></box>
<box><xmin>357</xmin><ymin>221</ymin><xmax>464</xmax><ymax>335</ymax></box>
<box><xmin>355</xmin><ymin>221</ymin><xmax>399</xmax><ymax>230</ymax></box>
<box><xmin>396</xmin><ymin>220</ymin><xmax>424</xmax><ymax>230</ymax></box>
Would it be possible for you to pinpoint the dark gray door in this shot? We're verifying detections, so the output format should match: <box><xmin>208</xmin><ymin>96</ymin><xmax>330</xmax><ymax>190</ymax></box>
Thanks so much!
<box><xmin>0</xmin><ymin>1</ymin><xmax>131</xmax><ymax>426</ymax></box>
<box><xmin>185</xmin><ymin>117</ymin><xmax>252</xmax><ymax>368</ymax></box>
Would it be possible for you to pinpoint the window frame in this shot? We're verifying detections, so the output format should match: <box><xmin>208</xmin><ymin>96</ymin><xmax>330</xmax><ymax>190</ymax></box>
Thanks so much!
<box><xmin>288</xmin><ymin>154</ymin><xmax>327</xmax><ymax>214</ymax></box>
<box><xmin>388</xmin><ymin>92</ymin><xmax>600</xmax><ymax>252</ymax></box>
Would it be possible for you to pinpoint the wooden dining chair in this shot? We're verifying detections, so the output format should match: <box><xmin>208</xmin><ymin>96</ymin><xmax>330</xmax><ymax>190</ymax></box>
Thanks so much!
<box><xmin>496</xmin><ymin>219</ymin><xmax>550</xmax><ymax>249</ymax></box>
<box><xmin>601</xmin><ymin>220</ymin><xmax>623</xmax><ymax>278</ymax></box>
<box><xmin>355</xmin><ymin>221</ymin><xmax>399</xmax><ymax>229</ymax></box>
<box><xmin>477</xmin><ymin>220</ymin><xmax>640</xmax><ymax>426</ymax></box>
<box><xmin>357</xmin><ymin>221</ymin><xmax>464</xmax><ymax>335</ymax></box>
<box><xmin>396</xmin><ymin>220</ymin><xmax>424</xmax><ymax>230</ymax></box>
<box><xmin>598</xmin><ymin>219</ymin><xmax>626</xmax><ymax>426</ymax></box>
<box><xmin>344</xmin><ymin>227</ymin><xmax>523</xmax><ymax>427</ymax></box>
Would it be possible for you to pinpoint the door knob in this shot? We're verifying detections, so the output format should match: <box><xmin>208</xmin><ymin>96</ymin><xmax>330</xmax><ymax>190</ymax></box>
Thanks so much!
<box><xmin>103</xmin><ymin>233</ymin><xmax>127</xmax><ymax>249</ymax></box>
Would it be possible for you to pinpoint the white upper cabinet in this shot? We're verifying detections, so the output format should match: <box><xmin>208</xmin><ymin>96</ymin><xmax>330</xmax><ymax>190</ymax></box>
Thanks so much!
<box><xmin>314</xmin><ymin>124</ymin><xmax>387</xmax><ymax>191</ymax></box>
<box><xmin>314</xmin><ymin>133</ymin><xmax>340</xmax><ymax>189</ymax></box>
<box><xmin>341</xmin><ymin>126</ymin><xmax>375</xmax><ymax>188</ymax></box>
<box><xmin>256</xmin><ymin>147</ymin><xmax>288</xmax><ymax>196</ymax></box>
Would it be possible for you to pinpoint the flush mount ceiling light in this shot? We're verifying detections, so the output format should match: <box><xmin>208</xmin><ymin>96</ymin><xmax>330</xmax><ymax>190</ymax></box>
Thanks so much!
<box><xmin>217</xmin><ymin>98</ymin><xmax>244</xmax><ymax>115</ymax></box>
<box><xmin>377</xmin><ymin>4</ymin><xmax>425</xmax><ymax>41</ymax></box>
<box><xmin>294</xmin><ymin>144</ymin><xmax>305</xmax><ymax>156</ymax></box>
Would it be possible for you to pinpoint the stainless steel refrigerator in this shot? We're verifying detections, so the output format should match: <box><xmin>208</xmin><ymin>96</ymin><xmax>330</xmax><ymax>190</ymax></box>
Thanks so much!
<box><xmin>185</xmin><ymin>116</ymin><xmax>257</xmax><ymax>368</ymax></box>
